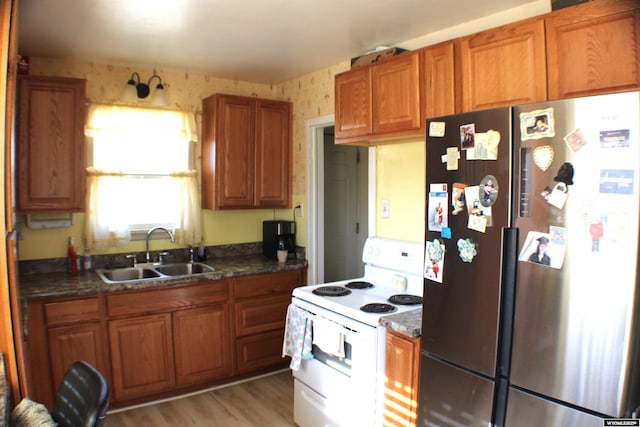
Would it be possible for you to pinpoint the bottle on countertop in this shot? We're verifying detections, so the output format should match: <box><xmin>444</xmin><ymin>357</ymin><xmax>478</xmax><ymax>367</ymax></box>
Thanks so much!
<box><xmin>83</xmin><ymin>249</ymin><xmax>92</xmax><ymax>271</ymax></box>
<box><xmin>68</xmin><ymin>237</ymin><xmax>78</xmax><ymax>275</ymax></box>
<box><xmin>197</xmin><ymin>242</ymin><xmax>207</xmax><ymax>262</ymax></box>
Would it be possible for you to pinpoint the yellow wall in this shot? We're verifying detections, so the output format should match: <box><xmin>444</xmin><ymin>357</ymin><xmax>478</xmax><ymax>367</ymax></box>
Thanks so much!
<box><xmin>376</xmin><ymin>140</ymin><xmax>426</xmax><ymax>243</ymax></box>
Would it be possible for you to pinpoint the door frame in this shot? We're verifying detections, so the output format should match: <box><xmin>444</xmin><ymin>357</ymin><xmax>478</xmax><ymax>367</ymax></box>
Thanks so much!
<box><xmin>305</xmin><ymin>115</ymin><xmax>376</xmax><ymax>285</ymax></box>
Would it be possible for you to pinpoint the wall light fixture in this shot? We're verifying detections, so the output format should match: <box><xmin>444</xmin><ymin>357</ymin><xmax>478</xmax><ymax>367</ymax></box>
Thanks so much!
<box><xmin>122</xmin><ymin>72</ymin><xmax>167</xmax><ymax>106</ymax></box>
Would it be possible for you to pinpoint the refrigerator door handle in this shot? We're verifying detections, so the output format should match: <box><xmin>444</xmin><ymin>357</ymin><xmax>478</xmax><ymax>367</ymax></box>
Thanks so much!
<box><xmin>497</xmin><ymin>226</ymin><xmax>519</xmax><ymax>378</ymax></box>
<box><xmin>492</xmin><ymin>227</ymin><xmax>519</xmax><ymax>427</ymax></box>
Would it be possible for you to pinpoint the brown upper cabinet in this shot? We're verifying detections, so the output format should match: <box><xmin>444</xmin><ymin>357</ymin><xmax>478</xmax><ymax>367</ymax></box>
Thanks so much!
<box><xmin>545</xmin><ymin>0</ymin><xmax>640</xmax><ymax>100</ymax></box>
<box><xmin>333</xmin><ymin>0</ymin><xmax>638</xmax><ymax>145</ymax></box>
<box><xmin>459</xmin><ymin>17</ymin><xmax>548</xmax><ymax>112</ymax></box>
<box><xmin>334</xmin><ymin>66</ymin><xmax>371</xmax><ymax>139</ymax></box>
<box><xmin>423</xmin><ymin>41</ymin><xmax>456</xmax><ymax>119</ymax></box>
<box><xmin>335</xmin><ymin>50</ymin><xmax>424</xmax><ymax>145</ymax></box>
<box><xmin>17</xmin><ymin>76</ymin><xmax>86</xmax><ymax>213</ymax></box>
<box><xmin>201</xmin><ymin>94</ymin><xmax>292</xmax><ymax>209</ymax></box>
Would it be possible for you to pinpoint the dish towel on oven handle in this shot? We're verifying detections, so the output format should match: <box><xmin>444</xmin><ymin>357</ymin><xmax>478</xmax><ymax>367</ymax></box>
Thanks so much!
<box><xmin>283</xmin><ymin>303</ymin><xmax>314</xmax><ymax>370</ymax></box>
<box><xmin>312</xmin><ymin>315</ymin><xmax>346</xmax><ymax>358</ymax></box>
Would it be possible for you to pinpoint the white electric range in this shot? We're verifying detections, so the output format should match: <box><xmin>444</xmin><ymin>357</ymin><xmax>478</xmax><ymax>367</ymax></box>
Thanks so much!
<box><xmin>290</xmin><ymin>237</ymin><xmax>425</xmax><ymax>427</ymax></box>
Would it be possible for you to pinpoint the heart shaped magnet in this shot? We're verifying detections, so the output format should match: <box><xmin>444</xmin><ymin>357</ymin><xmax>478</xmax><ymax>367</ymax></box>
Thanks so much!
<box><xmin>533</xmin><ymin>145</ymin><xmax>554</xmax><ymax>171</ymax></box>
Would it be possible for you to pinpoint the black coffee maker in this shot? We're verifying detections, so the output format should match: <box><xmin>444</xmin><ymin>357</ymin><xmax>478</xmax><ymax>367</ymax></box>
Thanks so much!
<box><xmin>263</xmin><ymin>220</ymin><xmax>296</xmax><ymax>260</ymax></box>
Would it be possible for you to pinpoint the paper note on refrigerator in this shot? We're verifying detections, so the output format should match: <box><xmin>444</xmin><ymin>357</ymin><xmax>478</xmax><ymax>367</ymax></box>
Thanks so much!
<box><xmin>443</xmin><ymin>147</ymin><xmax>460</xmax><ymax>170</ymax></box>
<box><xmin>429</xmin><ymin>121</ymin><xmax>446</xmax><ymax>137</ymax></box>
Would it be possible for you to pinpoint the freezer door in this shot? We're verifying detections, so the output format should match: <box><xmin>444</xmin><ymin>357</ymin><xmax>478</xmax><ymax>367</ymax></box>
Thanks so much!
<box><xmin>505</xmin><ymin>388</ymin><xmax>604</xmax><ymax>427</ymax></box>
<box><xmin>511</xmin><ymin>91</ymin><xmax>640</xmax><ymax>416</ymax></box>
<box><xmin>417</xmin><ymin>355</ymin><xmax>495</xmax><ymax>427</ymax></box>
<box><xmin>423</xmin><ymin>107</ymin><xmax>513</xmax><ymax>378</ymax></box>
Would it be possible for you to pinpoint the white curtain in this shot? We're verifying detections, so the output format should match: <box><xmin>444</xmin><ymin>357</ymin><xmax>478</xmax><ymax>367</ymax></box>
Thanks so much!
<box><xmin>85</xmin><ymin>105</ymin><xmax>201</xmax><ymax>249</ymax></box>
<box><xmin>171</xmin><ymin>170</ymin><xmax>202</xmax><ymax>245</ymax></box>
<box><xmin>85</xmin><ymin>169</ymin><xmax>132</xmax><ymax>250</ymax></box>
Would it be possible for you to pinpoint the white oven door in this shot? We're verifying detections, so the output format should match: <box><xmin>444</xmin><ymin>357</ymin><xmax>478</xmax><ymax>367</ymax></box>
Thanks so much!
<box><xmin>292</xmin><ymin>298</ymin><xmax>380</xmax><ymax>427</ymax></box>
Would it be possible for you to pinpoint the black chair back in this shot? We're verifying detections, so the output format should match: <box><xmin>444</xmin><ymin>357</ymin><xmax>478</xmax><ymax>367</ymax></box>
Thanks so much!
<box><xmin>51</xmin><ymin>361</ymin><xmax>109</xmax><ymax>427</ymax></box>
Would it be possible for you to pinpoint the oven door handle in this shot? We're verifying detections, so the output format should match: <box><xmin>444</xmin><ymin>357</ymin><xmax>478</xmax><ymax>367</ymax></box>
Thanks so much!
<box><xmin>302</xmin><ymin>310</ymin><xmax>360</xmax><ymax>337</ymax></box>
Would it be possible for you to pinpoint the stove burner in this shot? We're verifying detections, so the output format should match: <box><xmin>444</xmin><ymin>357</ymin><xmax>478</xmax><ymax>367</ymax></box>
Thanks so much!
<box><xmin>312</xmin><ymin>286</ymin><xmax>351</xmax><ymax>297</ymax></box>
<box><xmin>345</xmin><ymin>281</ymin><xmax>374</xmax><ymax>289</ymax></box>
<box><xmin>388</xmin><ymin>294</ymin><xmax>423</xmax><ymax>305</ymax></box>
<box><xmin>360</xmin><ymin>303</ymin><xmax>397</xmax><ymax>314</ymax></box>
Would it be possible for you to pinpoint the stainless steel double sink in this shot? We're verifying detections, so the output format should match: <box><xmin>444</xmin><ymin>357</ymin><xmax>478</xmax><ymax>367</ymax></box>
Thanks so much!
<box><xmin>96</xmin><ymin>262</ymin><xmax>215</xmax><ymax>284</ymax></box>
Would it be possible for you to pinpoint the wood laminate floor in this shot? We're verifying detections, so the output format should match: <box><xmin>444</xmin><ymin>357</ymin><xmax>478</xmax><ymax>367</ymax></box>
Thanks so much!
<box><xmin>105</xmin><ymin>370</ymin><xmax>296</xmax><ymax>427</ymax></box>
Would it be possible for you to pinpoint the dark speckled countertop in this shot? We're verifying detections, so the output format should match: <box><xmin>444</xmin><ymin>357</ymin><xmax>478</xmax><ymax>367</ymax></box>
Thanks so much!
<box><xmin>380</xmin><ymin>308</ymin><xmax>422</xmax><ymax>338</ymax></box>
<box><xmin>19</xmin><ymin>255</ymin><xmax>308</xmax><ymax>299</ymax></box>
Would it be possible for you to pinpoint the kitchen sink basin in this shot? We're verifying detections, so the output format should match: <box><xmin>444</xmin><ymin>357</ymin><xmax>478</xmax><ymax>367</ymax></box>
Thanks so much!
<box><xmin>155</xmin><ymin>262</ymin><xmax>215</xmax><ymax>276</ymax></box>
<box><xmin>96</xmin><ymin>262</ymin><xmax>215</xmax><ymax>284</ymax></box>
<box><xmin>100</xmin><ymin>267</ymin><xmax>160</xmax><ymax>282</ymax></box>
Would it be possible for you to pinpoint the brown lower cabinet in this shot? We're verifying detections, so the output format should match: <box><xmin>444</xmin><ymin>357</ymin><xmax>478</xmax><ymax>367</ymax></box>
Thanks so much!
<box><xmin>25</xmin><ymin>268</ymin><xmax>305</xmax><ymax>409</ymax></box>
<box><xmin>233</xmin><ymin>269</ymin><xmax>304</xmax><ymax>373</ymax></box>
<box><xmin>235</xmin><ymin>329</ymin><xmax>287</xmax><ymax>374</ymax></box>
<box><xmin>173</xmin><ymin>304</ymin><xmax>232</xmax><ymax>386</ymax></box>
<box><xmin>47</xmin><ymin>322</ymin><xmax>106</xmax><ymax>395</ymax></box>
<box><xmin>25</xmin><ymin>296</ymin><xmax>109</xmax><ymax>409</ymax></box>
<box><xmin>109</xmin><ymin>313</ymin><xmax>176</xmax><ymax>401</ymax></box>
<box><xmin>384</xmin><ymin>330</ymin><xmax>421</xmax><ymax>427</ymax></box>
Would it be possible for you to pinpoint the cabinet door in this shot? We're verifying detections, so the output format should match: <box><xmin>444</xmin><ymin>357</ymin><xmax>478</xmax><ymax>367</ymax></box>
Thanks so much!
<box><xmin>109</xmin><ymin>313</ymin><xmax>175</xmax><ymax>401</ymax></box>
<box><xmin>210</xmin><ymin>94</ymin><xmax>255</xmax><ymax>209</ymax></box>
<box><xmin>236</xmin><ymin>328</ymin><xmax>288</xmax><ymax>374</ymax></box>
<box><xmin>254</xmin><ymin>99</ymin><xmax>292</xmax><ymax>208</ymax></box>
<box><xmin>234</xmin><ymin>269</ymin><xmax>302</xmax><ymax>299</ymax></box>
<box><xmin>173</xmin><ymin>304</ymin><xmax>232</xmax><ymax>386</ymax></box>
<box><xmin>459</xmin><ymin>18</ymin><xmax>547</xmax><ymax>112</ymax></box>
<box><xmin>26</xmin><ymin>297</ymin><xmax>105</xmax><ymax>409</ymax></box>
<box><xmin>233</xmin><ymin>270</ymin><xmax>303</xmax><ymax>374</ymax></box>
<box><xmin>48</xmin><ymin>323</ymin><xmax>108</xmax><ymax>395</ymax></box>
<box><xmin>17</xmin><ymin>76</ymin><xmax>86</xmax><ymax>212</ymax></box>
<box><xmin>384</xmin><ymin>331</ymin><xmax>420</xmax><ymax>426</ymax></box>
<box><xmin>372</xmin><ymin>50</ymin><xmax>423</xmax><ymax>134</ymax></box>
<box><xmin>423</xmin><ymin>41</ymin><xmax>456</xmax><ymax>118</ymax></box>
<box><xmin>335</xmin><ymin>66</ymin><xmax>372</xmax><ymax>139</ymax></box>
<box><xmin>234</xmin><ymin>294</ymin><xmax>291</xmax><ymax>336</ymax></box>
<box><xmin>546</xmin><ymin>0</ymin><xmax>640</xmax><ymax>99</ymax></box>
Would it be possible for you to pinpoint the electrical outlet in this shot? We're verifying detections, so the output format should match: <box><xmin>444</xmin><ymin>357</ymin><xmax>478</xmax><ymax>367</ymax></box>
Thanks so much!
<box><xmin>381</xmin><ymin>199</ymin><xmax>390</xmax><ymax>218</ymax></box>
<box><xmin>295</xmin><ymin>202</ymin><xmax>303</xmax><ymax>217</ymax></box>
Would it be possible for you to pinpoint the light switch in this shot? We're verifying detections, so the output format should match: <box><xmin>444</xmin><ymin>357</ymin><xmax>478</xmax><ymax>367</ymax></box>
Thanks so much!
<box><xmin>381</xmin><ymin>199</ymin><xmax>390</xmax><ymax>218</ymax></box>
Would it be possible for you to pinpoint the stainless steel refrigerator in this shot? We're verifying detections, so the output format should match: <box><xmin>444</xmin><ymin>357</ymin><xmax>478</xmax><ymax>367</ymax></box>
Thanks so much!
<box><xmin>419</xmin><ymin>91</ymin><xmax>640</xmax><ymax>426</ymax></box>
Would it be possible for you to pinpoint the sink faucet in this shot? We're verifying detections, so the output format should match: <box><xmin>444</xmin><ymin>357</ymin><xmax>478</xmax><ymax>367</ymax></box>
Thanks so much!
<box><xmin>146</xmin><ymin>226</ymin><xmax>175</xmax><ymax>263</ymax></box>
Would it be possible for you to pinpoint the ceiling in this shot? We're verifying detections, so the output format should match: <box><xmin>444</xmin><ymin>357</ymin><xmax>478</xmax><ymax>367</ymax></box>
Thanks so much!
<box><xmin>18</xmin><ymin>0</ymin><xmax>540</xmax><ymax>84</ymax></box>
